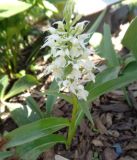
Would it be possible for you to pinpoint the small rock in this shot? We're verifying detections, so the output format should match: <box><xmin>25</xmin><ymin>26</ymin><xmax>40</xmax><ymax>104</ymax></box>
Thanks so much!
<box><xmin>55</xmin><ymin>155</ymin><xmax>69</xmax><ymax>160</ymax></box>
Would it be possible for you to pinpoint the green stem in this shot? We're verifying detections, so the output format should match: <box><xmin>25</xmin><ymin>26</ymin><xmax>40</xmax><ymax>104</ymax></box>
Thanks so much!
<box><xmin>67</xmin><ymin>94</ymin><xmax>79</xmax><ymax>147</ymax></box>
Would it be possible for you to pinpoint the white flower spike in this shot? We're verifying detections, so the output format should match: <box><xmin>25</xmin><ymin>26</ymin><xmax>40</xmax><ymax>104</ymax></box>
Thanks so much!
<box><xmin>42</xmin><ymin>0</ymin><xmax>96</xmax><ymax>100</ymax></box>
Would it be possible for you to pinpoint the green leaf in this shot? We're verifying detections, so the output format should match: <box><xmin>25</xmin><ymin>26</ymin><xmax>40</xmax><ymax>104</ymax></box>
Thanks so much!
<box><xmin>0</xmin><ymin>75</ymin><xmax>9</xmax><ymax>100</ymax></box>
<box><xmin>26</xmin><ymin>96</ymin><xmax>44</xmax><ymax>119</ymax></box>
<box><xmin>97</xmin><ymin>23</ymin><xmax>119</xmax><ymax>67</ymax></box>
<box><xmin>122</xmin><ymin>17</ymin><xmax>137</xmax><ymax>60</ymax></box>
<box><xmin>0</xmin><ymin>0</ymin><xmax>32</xmax><ymax>20</ymax></box>
<box><xmin>87</xmin><ymin>69</ymin><xmax>137</xmax><ymax>102</ymax></box>
<box><xmin>16</xmin><ymin>134</ymin><xmax>66</xmax><ymax>160</ymax></box>
<box><xmin>123</xmin><ymin>61</ymin><xmax>137</xmax><ymax>74</ymax></box>
<box><xmin>47</xmin><ymin>0</ymin><xmax>66</xmax><ymax>3</ymax></box>
<box><xmin>46</xmin><ymin>80</ymin><xmax>59</xmax><ymax>114</ymax></box>
<box><xmin>6</xmin><ymin>102</ymin><xmax>33</xmax><ymax>126</ymax></box>
<box><xmin>86</xmin><ymin>66</ymin><xmax>120</xmax><ymax>90</ymax></box>
<box><xmin>6</xmin><ymin>101</ymin><xmax>42</xmax><ymax>126</ymax></box>
<box><xmin>5</xmin><ymin>117</ymin><xmax>69</xmax><ymax>148</ymax></box>
<box><xmin>124</xmin><ymin>55</ymin><xmax>136</xmax><ymax>68</ymax></box>
<box><xmin>95</xmin><ymin>66</ymin><xmax>120</xmax><ymax>84</ymax></box>
<box><xmin>75</xmin><ymin>108</ymin><xmax>84</xmax><ymax>127</ymax></box>
<box><xmin>0</xmin><ymin>151</ymin><xmax>13</xmax><ymax>159</ymax></box>
<box><xmin>0</xmin><ymin>84</ymin><xmax>3</xmax><ymax>100</ymax></box>
<box><xmin>44</xmin><ymin>90</ymin><xmax>73</xmax><ymax>104</ymax></box>
<box><xmin>78</xmin><ymin>101</ymin><xmax>94</xmax><ymax>126</ymax></box>
<box><xmin>85</xmin><ymin>9</ymin><xmax>106</xmax><ymax>43</ymax></box>
<box><xmin>4</xmin><ymin>75</ymin><xmax>39</xmax><ymax>100</ymax></box>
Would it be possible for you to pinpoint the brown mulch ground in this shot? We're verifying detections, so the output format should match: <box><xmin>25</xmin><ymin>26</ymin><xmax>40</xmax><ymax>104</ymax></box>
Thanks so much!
<box><xmin>1</xmin><ymin>83</ymin><xmax>137</xmax><ymax>160</ymax></box>
<box><xmin>52</xmin><ymin>87</ymin><xmax>137</xmax><ymax>160</ymax></box>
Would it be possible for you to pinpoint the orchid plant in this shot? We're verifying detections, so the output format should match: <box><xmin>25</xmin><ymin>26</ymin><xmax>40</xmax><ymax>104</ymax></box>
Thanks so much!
<box><xmin>42</xmin><ymin>0</ymin><xmax>96</xmax><ymax>146</ymax></box>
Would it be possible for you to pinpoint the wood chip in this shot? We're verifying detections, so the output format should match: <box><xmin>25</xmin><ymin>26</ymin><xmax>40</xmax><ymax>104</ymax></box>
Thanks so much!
<box><xmin>43</xmin><ymin>149</ymin><xmax>55</xmax><ymax>160</ymax></box>
<box><xmin>101</xmin><ymin>103</ymin><xmax>130</xmax><ymax>112</ymax></box>
<box><xmin>103</xmin><ymin>148</ymin><xmax>117</xmax><ymax>160</ymax></box>
<box><xmin>125</xmin><ymin>142</ymin><xmax>137</xmax><ymax>151</ymax></box>
<box><xmin>118</xmin><ymin>156</ymin><xmax>135</xmax><ymax>160</ymax></box>
<box><xmin>92</xmin><ymin>139</ymin><xmax>104</xmax><ymax>147</ymax></box>
<box><xmin>107</xmin><ymin>130</ymin><xmax>120</xmax><ymax>138</ymax></box>
<box><xmin>94</xmin><ymin>115</ymin><xmax>108</xmax><ymax>134</ymax></box>
<box><xmin>106</xmin><ymin>113</ymin><xmax>113</xmax><ymax>128</ymax></box>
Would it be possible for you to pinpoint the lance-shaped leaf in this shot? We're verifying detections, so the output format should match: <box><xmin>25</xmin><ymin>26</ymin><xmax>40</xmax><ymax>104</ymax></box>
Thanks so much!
<box><xmin>85</xmin><ymin>9</ymin><xmax>106</xmax><ymax>43</ymax></box>
<box><xmin>0</xmin><ymin>151</ymin><xmax>13</xmax><ymax>160</ymax></box>
<box><xmin>44</xmin><ymin>90</ymin><xmax>73</xmax><ymax>104</ymax></box>
<box><xmin>4</xmin><ymin>75</ymin><xmax>39</xmax><ymax>100</ymax></box>
<box><xmin>26</xmin><ymin>96</ymin><xmax>44</xmax><ymax>119</ymax></box>
<box><xmin>122</xmin><ymin>17</ymin><xmax>137</xmax><ymax>60</ymax></box>
<box><xmin>4</xmin><ymin>117</ymin><xmax>69</xmax><ymax>148</ymax></box>
<box><xmin>97</xmin><ymin>23</ymin><xmax>119</xmax><ymax>67</ymax></box>
<box><xmin>46</xmin><ymin>80</ymin><xmax>59</xmax><ymax>114</ymax></box>
<box><xmin>0</xmin><ymin>75</ymin><xmax>9</xmax><ymax>100</ymax></box>
<box><xmin>87</xmin><ymin>69</ymin><xmax>137</xmax><ymax>102</ymax></box>
<box><xmin>86</xmin><ymin>66</ymin><xmax>120</xmax><ymax>90</ymax></box>
<box><xmin>78</xmin><ymin>101</ymin><xmax>94</xmax><ymax>126</ymax></box>
<box><xmin>16</xmin><ymin>134</ymin><xmax>66</xmax><ymax>160</ymax></box>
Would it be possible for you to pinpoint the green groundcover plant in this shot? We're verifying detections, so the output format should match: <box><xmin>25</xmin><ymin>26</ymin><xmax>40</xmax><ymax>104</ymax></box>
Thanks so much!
<box><xmin>1</xmin><ymin>0</ymin><xmax>137</xmax><ymax>160</ymax></box>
